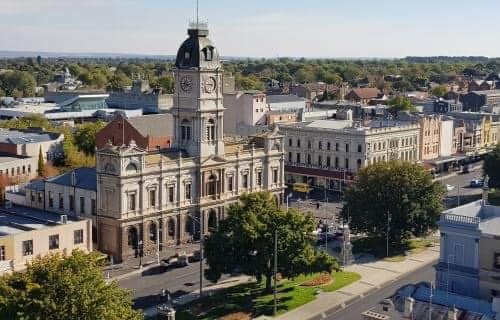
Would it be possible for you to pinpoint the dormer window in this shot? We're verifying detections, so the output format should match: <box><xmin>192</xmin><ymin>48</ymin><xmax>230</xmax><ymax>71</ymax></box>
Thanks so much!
<box><xmin>202</xmin><ymin>46</ymin><xmax>214</xmax><ymax>61</ymax></box>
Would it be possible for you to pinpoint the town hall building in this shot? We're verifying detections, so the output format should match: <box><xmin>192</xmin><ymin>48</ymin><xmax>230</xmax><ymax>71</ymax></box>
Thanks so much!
<box><xmin>94</xmin><ymin>23</ymin><xmax>285</xmax><ymax>262</ymax></box>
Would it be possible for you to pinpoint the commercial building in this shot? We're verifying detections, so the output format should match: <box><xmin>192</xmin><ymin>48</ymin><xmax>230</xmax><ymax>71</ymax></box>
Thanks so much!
<box><xmin>449</xmin><ymin>112</ymin><xmax>500</xmax><ymax>156</ymax></box>
<box><xmin>280</xmin><ymin>113</ymin><xmax>420</xmax><ymax>191</ymax></box>
<box><xmin>0</xmin><ymin>128</ymin><xmax>64</xmax><ymax>162</ymax></box>
<box><xmin>266</xmin><ymin>95</ymin><xmax>310</xmax><ymax>112</ymax></box>
<box><xmin>223</xmin><ymin>90</ymin><xmax>267</xmax><ymax>134</ymax></box>
<box><xmin>0</xmin><ymin>156</ymin><xmax>37</xmax><ymax>183</ymax></box>
<box><xmin>0</xmin><ymin>205</ymin><xmax>92</xmax><ymax>274</ymax></box>
<box><xmin>436</xmin><ymin>197</ymin><xmax>500</xmax><ymax>302</ymax></box>
<box><xmin>433</xmin><ymin>99</ymin><xmax>463</xmax><ymax>114</ymax></box>
<box><xmin>106</xmin><ymin>79</ymin><xmax>173</xmax><ymax>114</ymax></box>
<box><xmin>93</xmin><ymin>22</ymin><xmax>285</xmax><ymax>262</ymax></box>
<box><xmin>460</xmin><ymin>90</ymin><xmax>500</xmax><ymax>112</ymax></box>
<box><xmin>95</xmin><ymin>114</ymin><xmax>174</xmax><ymax>151</ymax></box>
<box><xmin>344</xmin><ymin>88</ymin><xmax>381</xmax><ymax>105</ymax></box>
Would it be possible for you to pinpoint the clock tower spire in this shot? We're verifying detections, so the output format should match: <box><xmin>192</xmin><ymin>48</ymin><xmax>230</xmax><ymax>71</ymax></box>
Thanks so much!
<box><xmin>172</xmin><ymin>22</ymin><xmax>224</xmax><ymax>159</ymax></box>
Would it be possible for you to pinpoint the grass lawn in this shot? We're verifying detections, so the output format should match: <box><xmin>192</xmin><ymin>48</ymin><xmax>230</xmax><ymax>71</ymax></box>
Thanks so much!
<box><xmin>352</xmin><ymin>237</ymin><xmax>437</xmax><ymax>261</ymax></box>
<box><xmin>175</xmin><ymin>271</ymin><xmax>360</xmax><ymax>319</ymax></box>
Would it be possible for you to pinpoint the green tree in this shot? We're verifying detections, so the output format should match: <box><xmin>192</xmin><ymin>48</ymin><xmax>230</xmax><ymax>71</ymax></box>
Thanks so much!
<box><xmin>36</xmin><ymin>55</ymin><xmax>42</xmax><ymax>65</ymax></box>
<box><xmin>204</xmin><ymin>192</ymin><xmax>338</xmax><ymax>292</ymax></box>
<box><xmin>37</xmin><ymin>146</ymin><xmax>45</xmax><ymax>177</ymax></box>
<box><xmin>431</xmin><ymin>85</ymin><xmax>448</xmax><ymax>98</ymax></box>
<box><xmin>0</xmin><ymin>71</ymin><xmax>36</xmax><ymax>97</ymax></box>
<box><xmin>387</xmin><ymin>95</ymin><xmax>414</xmax><ymax>116</ymax></box>
<box><xmin>73</xmin><ymin>121</ymin><xmax>106</xmax><ymax>155</ymax></box>
<box><xmin>156</xmin><ymin>75</ymin><xmax>175</xmax><ymax>93</ymax></box>
<box><xmin>0</xmin><ymin>114</ymin><xmax>53</xmax><ymax>130</ymax></box>
<box><xmin>484</xmin><ymin>144</ymin><xmax>500</xmax><ymax>188</ymax></box>
<box><xmin>0</xmin><ymin>250</ymin><xmax>142</xmax><ymax>320</ymax></box>
<box><xmin>107</xmin><ymin>71</ymin><xmax>132</xmax><ymax>92</ymax></box>
<box><xmin>342</xmin><ymin>161</ymin><xmax>445</xmax><ymax>245</ymax></box>
<box><xmin>235</xmin><ymin>74</ymin><xmax>264</xmax><ymax>91</ymax></box>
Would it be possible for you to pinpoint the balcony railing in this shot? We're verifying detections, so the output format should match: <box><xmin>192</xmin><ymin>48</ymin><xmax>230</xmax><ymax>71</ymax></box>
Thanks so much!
<box><xmin>441</xmin><ymin>213</ymin><xmax>480</xmax><ymax>228</ymax></box>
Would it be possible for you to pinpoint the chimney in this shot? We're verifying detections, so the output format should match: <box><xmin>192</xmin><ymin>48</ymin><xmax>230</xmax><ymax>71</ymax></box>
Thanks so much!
<box><xmin>404</xmin><ymin>297</ymin><xmax>414</xmax><ymax>318</ymax></box>
<box><xmin>447</xmin><ymin>307</ymin><xmax>458</xmax><ymax>320</ymax></box>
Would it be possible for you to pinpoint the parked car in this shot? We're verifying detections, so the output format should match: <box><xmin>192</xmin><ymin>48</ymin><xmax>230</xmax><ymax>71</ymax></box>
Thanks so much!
<box><xmin>470</xmin><ymin>179</ymin><xmax>484</xmax><ymax>188</ymax></box>
<box><xmin>188</xmin><ymin>250</ymin><xmax>202</xmax><ymax>263</ymax></box>
<box><xmin>462</xmin><ymin>165</ymin><xmax>470</xmax><ymax>174</ymax></box>
<box><xmin>160</xmin><ymin>254</ymin><xmax>189</xmax><ymax>268</ymax></box>
<box><xmin>446</xmin><ymin>184</ymin><xmax>455</xmax><ymax>191</ymax></box>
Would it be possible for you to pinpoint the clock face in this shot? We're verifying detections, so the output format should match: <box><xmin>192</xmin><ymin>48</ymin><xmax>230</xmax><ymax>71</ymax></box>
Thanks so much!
<box><xmin>180</xmin><ymin>76</ymin><xmax>193</xmax><ymax>92</ymax></box>
<box><xmin>204</xmin><ymin>77</ymin><xmax>217</xmax><ymax>93</ymax></box>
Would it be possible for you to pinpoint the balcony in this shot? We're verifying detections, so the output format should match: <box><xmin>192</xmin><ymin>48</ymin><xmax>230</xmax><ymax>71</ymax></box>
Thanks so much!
<box><xmin>440</xmin><ymin>213</ymin><xmax>480</xmax><ymax>228</ymax></box>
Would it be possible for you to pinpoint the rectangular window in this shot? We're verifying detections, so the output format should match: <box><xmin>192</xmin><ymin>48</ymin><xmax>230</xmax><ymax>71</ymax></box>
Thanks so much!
<box><xmin>256</xmin><ymin>171</ymin><xmax>262</xmax><ymax>186</ymax></box>
<box><xmin>296</xmin><ymin>153</ymin><xmax>301</xmax><ymax>163</ymax></box>
<box><xmin>288</xmin><ymin>152</ymin><xmax>292</xmax><ymax>162</ymax></box>
<box><xmin>168</xmin><ymin>186</ymin><xmax>175</xmax><ymax>202</ymax></box>
<box><xmin>273</xmin><ymin>169</ymin><xmax>278</xmax><ymax>184</ymax></box>
<box><xmin>30</xmin><ymin>191</ymin><xmax>35</xmax><ymax>202</ymax></box>
<box><xmin>58</xmin><ymin>193</ymin><xmax>63</xmax><ymax>209</ymax></box>
<box><xmin>49</xmin><ymin>191</ymin><xmax>54</xmax><ymax>208</ymax></box>
<box><xmin>69</xmin><ymin>195</ymin><xmax>74</xmax><ymax>211</ymax></box>
<box><xmin>288</xmin><ymin>138</ymin><xmax>292</xmax><ymax>147</ymax></box>
<box><xmin>327</xmin><ymin>156</ymin><xmax>331</xmax><ymax>167</ymax></box>
<box><xmin>335</xmin><ymin>143</ymin><xmax>339</xmax><ymax>151</ymax></box>
<box><xmin>297</xmin><ymin>139</ymin><xmax>301</xmax><ymax>148</ymax></box>
<box><xmin>74</xmin><ymin>229</ymin><xmax>84</xmax><ymax>244</ymax></box>
<box><xmin>307</xmin><ymin>154</ymin><xmax>311</xmax><ymax>165</ymax></box>
<box><xmin>228</xmin><ymin>176</ymin><xmax>234</xmax><ymax>191</ymax></box>
<box><xmin>38</xmin><ymin>192</ymin><xmax>43</xmax><ymax>203</ymax></box>
<box><xmin>128</xmin><ymin>193</ymin><xmax>136</xmax><ymax>211</ymax></box>
<box><xmin>346</xmin><ymin>144</ymin><xmax>350</xmax><ymax>153</ymax></box>
<box><xmin>91</xmin><ymin>199</ymin><xmax>96</xmax><ymax>216</ymax></box>
<box><xmin>149</xmin><ymin>189</ymin><xmax>156</xmax><ymax>207</ymax></box>
<box><xmin>22</xmin><ymin>240</ymin><xmax>33</xmax><ymax>256</ymax></box>
<box><xmin>49</xmin><ymin>234</ymin><xmax>59</xmax><ymax>250</ymax></box>
<box><xmin>494</xmin><ymin>253</ymin><xmax>500</xmax><ymax>269</ymax></box>
<box><xmin>242</xmin><ymin>174</ymin><xmax>248</xmax><ymax>189</ymax></box>
<box><xmin>318</xmin><ymin>155</ymin><xmax>322</xmax><ymax>166</ymax></box>
<box><xmin>185</xmin><ymin>183</ymin><xmax>192</xmax><ymax>200</ymax></box>
<box><xmin>80</xmin><ymin>197</ymin><xmax>85</xmax><ymax>214</ymax></box>
<box><xmin>0</xmin><ymin>246</ymin><xmax>5</xmax><ymax>261</ymax></box>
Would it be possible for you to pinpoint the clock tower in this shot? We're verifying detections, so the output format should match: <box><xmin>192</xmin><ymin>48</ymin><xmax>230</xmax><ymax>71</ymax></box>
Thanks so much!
<box><xmin>172</xmin><ymin>22</ymin><xmax>224</xmax><ymax>159</ymax></box>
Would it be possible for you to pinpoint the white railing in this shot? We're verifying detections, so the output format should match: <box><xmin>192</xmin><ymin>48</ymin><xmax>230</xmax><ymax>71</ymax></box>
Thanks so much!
<box><xmin>441</xmin><ymin>213</ymin><xmax>480</xmax><ymax>227</ymax></box>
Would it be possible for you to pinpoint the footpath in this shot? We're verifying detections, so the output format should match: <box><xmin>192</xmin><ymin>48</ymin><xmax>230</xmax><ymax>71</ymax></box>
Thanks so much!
<box><xmin>267</xmin><ymin>246</ymin><xmax>440</xmax><ymax>320</ymax></box>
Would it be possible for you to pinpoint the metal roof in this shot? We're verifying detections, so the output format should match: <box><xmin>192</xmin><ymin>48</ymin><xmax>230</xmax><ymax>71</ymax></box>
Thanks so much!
<box><xmin>45</xmin><ymin>167</ymin><xmax>96</xmax><ymax>191</ymax></box>
<box><xmin>0</xmin><ymin>129</ymin><xmax>61</xmax><ymax>145</ymax></box>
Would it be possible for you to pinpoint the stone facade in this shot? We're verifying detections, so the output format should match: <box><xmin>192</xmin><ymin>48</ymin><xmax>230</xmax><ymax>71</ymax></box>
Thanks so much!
<box><xmin>94</xmin><ymin>23</ymin><xmax>285</xmax><ymax>262</ymax></box>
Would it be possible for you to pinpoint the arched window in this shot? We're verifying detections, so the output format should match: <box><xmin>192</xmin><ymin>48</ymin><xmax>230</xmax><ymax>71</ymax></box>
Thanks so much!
<box><xmin>357</xmin><ymin>159</ymin><xmax>362</xmax><ymax>169</ymax></box>
<box><xmin>327</xmin><ymin>142</ymin><xmax>331</xmax><ymax>150</ymax></box>
<box><xmin>127</xmin><ymin>227</ymin><xmax>138</xmax><ymax>248</ymax></box>
<box><xmin>149</xmin><ymin>223</ymin><xmax>157</xmax><ymax>242</ymax></box>
<box><xmin>168</xmin><ymin>218</ymin><xmax>176</xmax><ymax>238</ymax></box>
<box><xmin>125</xmin><ymin>163</ymin><xmax>138</xmax><ymax>173</ymax></box>
<box><xmin>181</xmin><ymin>119</ymin><xmax>191</xmax><ymax>141</ymax></box>
<box><xmin>357</xmin><ymin>144</ymin><xmax>362</xmax><ymax>153</ymax></box>
<box><xmin>206</xmin><ymin>119</ymin><xmax>215</xmax><ymax>141</ymax></box>
<box><xmin>202</xmin><ymin>46</ymin><xmax>214</xmax><ymax>61</ymax></box>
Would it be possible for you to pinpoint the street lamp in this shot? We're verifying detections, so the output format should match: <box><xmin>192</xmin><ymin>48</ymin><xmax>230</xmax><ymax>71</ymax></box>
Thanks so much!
<box><xmin>187</xmin><ymin>213</ymin><xmax>204</xmax><ymax>298</ymax></box>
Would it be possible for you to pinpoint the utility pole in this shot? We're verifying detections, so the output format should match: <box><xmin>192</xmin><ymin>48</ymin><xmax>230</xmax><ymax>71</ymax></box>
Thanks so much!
<box><xmin>199</xmin><ymin>212</ymin><xmax>204</xmax><ymax>298</ymax></box>
<box><xmin>273</xmin><ymin>228</ymin><xmax>278</xmax><ymax>316</ymax></box>
<box><xmin>386</xmin><ymin>209</ymin><xmax>390</xmax><ymax>258</ymax></box>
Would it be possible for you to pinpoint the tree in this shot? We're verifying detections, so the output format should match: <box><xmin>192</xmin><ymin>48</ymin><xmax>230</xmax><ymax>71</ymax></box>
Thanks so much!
<box><xmin>36</xmin><ymin>55</ymin><xmax>42</xmax><ymax>65</ymax></box>
<box><xmin>106</xmin><ymin>71</ymin><xmax>132</xmax><ymax>92</ymax></box>
<box><xmin>484</xmin><ymin>144</ymin><xmax>500</xmax><ymax>188</ymax></box>
<box><xmin>235</xmin><ymin>74</ymin><xmax>264</xmax><ymax>91</ymax></box>
<box><xmin>37</xmin><ymin>146</ymin><xmax>45</xmax><ymax>177</ymax></box>
<box><xmin>0</xmin><ymin>250</ymin><xmax>142</xmax><ymax>320</ymax></box>
<box><xmin>0</xmin><ymin>71</ymin><xmax>36</xmax><ymax>97</ymax></box>
<box><xmin>387</xmin><ymin>96</ymin><xmax>414</xmax><ymax>116</ymax></box>
<box><xmin>204</xmin><ymin>192</ymin><xmax>338</xmax><ymax>292</ymax></box>
<box><xmin>342</xmin><ymin>161</ymin><xmax>445</xmax><ymax>245</ymax></box>
<box><xmin>431</xmin><ymin>85</ymin><xmax>448</xmax><ymax>98</ymax></box>
<box><xmin>74</xmin><ymin>121</ymin><xmax>106</xmax><ymax>155</ymax></box>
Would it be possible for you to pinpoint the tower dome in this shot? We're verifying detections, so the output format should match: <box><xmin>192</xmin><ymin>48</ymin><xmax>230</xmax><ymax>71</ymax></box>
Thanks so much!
<box><xmin>175</xmin><ymin>22</ymin><xmax>220</xmax><ymax>69</ymax></box>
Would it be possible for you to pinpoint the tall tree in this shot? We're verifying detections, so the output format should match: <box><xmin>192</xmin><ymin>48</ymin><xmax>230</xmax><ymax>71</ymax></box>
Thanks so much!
<box><xmin>387</xmin><ymin>96</ymin><xmax>414</xmax><ymax>116</ymax></box>
<box><xmin>0</xmin><ymin>251</ymin><xmax>142</xmax><ymax>320</ymax></box>
<box><xmin>73</xmin><ymin>121</ymin><xmax>106</xmax><ymax>155</ymax></box>
<box><xmin>431</xmin><ymin>85</ymin><xmax>448</xmax><ymax>98</ymax></box>
<box><xmin>204</xmin><ymin>192</ymin><xmax>338</xmax><ymax>292</ymax></box>
<box><xmin>484</xmin><ymin>144</ymin><xmax>500</xmax><ymax>188</ymax></box>
<box><xmin>37</xmin><ymin>146</ymin><xmax>45</xmax><ymax>177</ymax></box>
<box><xmin>342</xmin><ymin>161</ymin><xmax>445</xmax><ymax>244</ymax></box>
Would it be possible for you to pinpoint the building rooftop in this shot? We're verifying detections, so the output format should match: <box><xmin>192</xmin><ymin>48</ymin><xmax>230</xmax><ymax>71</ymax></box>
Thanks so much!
<box><xmin>0</xmin><ymin>128</ymin><xmax>62</xmax><ymax>145</ymax></box>
<box><xmin>440</xmin><ymin>200</ymin><xmax>500</xmax><ymax>236</ymax></box>
<box><xmin>267</xmin><ymin>95</ymin><xmax>307</xmax><ymax>104</ymax></box>
<box><xmin>281</xmin><ymin>119</ymin><xmax>419</xmax><ymax>133</ymax></box>
<box><xmin>45</xmin><ymin>167</ymin><xmax>96</xmax><ymax>191</ymax></box>
<box><xmin>0</xmin><ymin>205</ymin><xmax>81</xmax><ymax>236</ymax></box>
<box><xmin>0</xmin><ymin>155</ymin><xmax>32</xmax><ymax>164</ymax></box>
<box><xmin>127</xmin><ymin>114</ymin><xmax>174</xmax><ymax>137</ymax></box>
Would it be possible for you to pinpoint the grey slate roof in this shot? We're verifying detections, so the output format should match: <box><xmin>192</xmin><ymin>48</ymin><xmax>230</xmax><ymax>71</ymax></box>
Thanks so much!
<box><xmin>25</xmin><ymin>179</ymin><xmax>45</xmax><ymax>191</ymax></box>
<box><xmin>127</xmin><ymin>114</ymin><xmax>174</xmax><ymax>137</ymax></box>
<box><xmin>46</xmin><ymin>167</ymin><xmax>96</xmax><ymax>191</ymax></box>
<box><xmin>0</xmin><ymin>129</ymin><xmax>61</xmax><ymax>145</ymax></box>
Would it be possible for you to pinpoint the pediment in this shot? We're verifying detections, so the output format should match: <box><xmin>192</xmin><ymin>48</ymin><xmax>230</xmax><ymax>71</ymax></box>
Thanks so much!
<box><xmin>200</xmin><ymin>154</ymin><xmax>226</xmax><ymax>167</ymax></box>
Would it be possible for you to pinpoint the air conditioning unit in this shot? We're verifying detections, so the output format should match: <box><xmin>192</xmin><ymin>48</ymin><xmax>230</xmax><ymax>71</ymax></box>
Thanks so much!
<box><xmin>60</xmin><ymin>215</ymin><xmax>68</xmax><ymax>224</ymax></box>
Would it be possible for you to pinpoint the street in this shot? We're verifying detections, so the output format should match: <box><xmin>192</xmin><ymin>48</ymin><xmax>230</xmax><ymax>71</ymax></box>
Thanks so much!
<box><xmin>319</xmin><ymin>261</ymin><xmax>436</xmax><ymax>320</ymax></box>
<box><xmin>119</xmin><ymin>262</ymin><xmax>218</xmax><ymax>311</ymax></box>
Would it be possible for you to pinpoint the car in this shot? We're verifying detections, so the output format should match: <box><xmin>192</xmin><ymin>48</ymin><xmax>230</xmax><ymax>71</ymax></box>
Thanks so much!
<box><xmin>462</xmin><ymin>165</ymin><xmax>470</xmax><ymax>174</ymax></box>
<box><xmin>160</xmin><ymin>254</ymin><xmax>189</xmax><ymax>268</ymax></box>
<box><xmin>470</xmin><ymin>179</ymin><xmax>484</xmax><ymax>188</ymax></box>
<box><xmin>446</xmin><ymin>184</ymin><xmax>455</xmax><ymax>191</ymax></box>
<box><xmin>188</xmin><ymin>250</ymin><xmax>202</xmax><ymax>262</ymax></box>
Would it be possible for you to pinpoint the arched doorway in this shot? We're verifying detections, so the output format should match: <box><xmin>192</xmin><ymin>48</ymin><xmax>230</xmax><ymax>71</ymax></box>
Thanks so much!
<box><xmin>149</xmin><ymin>222</ymin><xmax>157</xmax><ymax>243</ymax></box>
<box><xmin>208</xmin><ymin>209</ymin><xmax>217</xmax><ymax>232</ymax></box>
<box><xmin>168</xmin><ymin>218</ymin><xmax>176</xmax><ymax>240</ymax></box>
<box><xmin>127</xmin><ymin>226</ymin><xmax>138</xmax><ymax>257</ymax></box>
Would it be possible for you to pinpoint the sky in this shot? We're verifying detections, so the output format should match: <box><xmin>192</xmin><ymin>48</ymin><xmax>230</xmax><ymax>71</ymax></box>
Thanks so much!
<box><xmin>1</xmin><ymin>0</ymin><xmax>499</xmax><ymax>58</ymax></box>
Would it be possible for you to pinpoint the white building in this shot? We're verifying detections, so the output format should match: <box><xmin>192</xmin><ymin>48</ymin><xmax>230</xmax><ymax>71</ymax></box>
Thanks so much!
<box><xmin>280</xmin><ymin>116</ymin><xmax>420</xmax><ymax>191</ymax></box>
<box><xmin>0</xmin><ymin>128</ymin><xmax>64</xmax><ymax>162</ymax></box>
<box><xmin>223</xmin><ymin>90</ymin><xmax>267</xmax><ymax>134</ymax></box>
